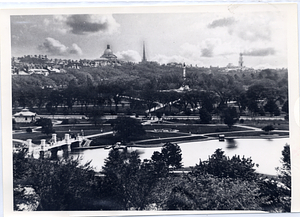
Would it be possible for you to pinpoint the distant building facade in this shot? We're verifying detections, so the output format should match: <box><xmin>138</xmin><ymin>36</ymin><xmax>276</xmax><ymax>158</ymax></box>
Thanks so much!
<box><xmin>13</xmin><ymin>109</ymin><xmax>37</xmax><ymax>123</ymax></box>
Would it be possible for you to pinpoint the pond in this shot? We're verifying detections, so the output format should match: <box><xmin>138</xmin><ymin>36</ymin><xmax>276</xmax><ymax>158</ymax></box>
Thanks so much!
<box><xmin>69</xmin><ymin>138</ymin><xmax>289</xmax><ymax>176</ymax></box>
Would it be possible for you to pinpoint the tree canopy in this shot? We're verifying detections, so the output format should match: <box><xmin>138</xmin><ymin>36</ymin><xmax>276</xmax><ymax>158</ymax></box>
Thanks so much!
<box><xmin>111</xmin><ymin>116</ymin><xmax>145</xmax><ymax>143</ymax></box>
<box><xmin>192</xmin><ymin>148</ymin><xmax>258</xmax><ymax>181</ymax></box>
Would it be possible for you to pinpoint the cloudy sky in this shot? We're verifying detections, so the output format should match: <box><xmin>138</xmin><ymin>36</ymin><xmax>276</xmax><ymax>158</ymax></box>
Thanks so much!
<box><xmin>11</xmin><ymin>10</ymin><xmax>288</xmax><ymax>68</ymax></box>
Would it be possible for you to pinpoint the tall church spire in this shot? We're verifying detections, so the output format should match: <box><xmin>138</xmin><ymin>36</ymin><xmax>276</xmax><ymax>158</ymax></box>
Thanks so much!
<box><xmin>142</xmin><ymin>41</ymin><xmax>147</xmax><ymax>62</ymax></box>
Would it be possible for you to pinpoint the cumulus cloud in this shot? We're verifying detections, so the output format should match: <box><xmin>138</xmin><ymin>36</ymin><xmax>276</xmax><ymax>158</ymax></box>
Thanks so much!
<box><xmin>115</xmin><ymin>50</ymin><xmax>141</xmax><ymax>63</ymax></box>
<box><xmin>200</xmin><ymin>38</ymin><xmax>222</xmax><ymax>57</ymax></box>
<box><xmin>207</xmin><ymin>15</ymin><xmax>273</xmax><ymax>42</ymax></box>
<box><xmin>180</xmin><ymin>39</ymin><xmax>226</xmax><ymax>59</ymax></box>
<box><xmin>180</xmin><ymin>43</ymin><xmax>201</xmax><ymax>59</ymax></box>
<box><xmin>38</xmin><ymin>37</ymin><xmax>82</xmax><ymax>56</ymax></box>
<box><xmin>69</xmin><ymin>43</ymin><xmax>83</xmax><ymax>55</ymax></box>
<box><xmin>208</xmin><ymin>17</ymin><xmax>236</xmax><ymax>28</ymax></box>
<box><xmin>65</xmin><ymin>14</ymin><xmax>120</xmax><ymax>35</ymax></box>
<box><xmin>44</xmin><ymin>14</ymin><xmax>120</xmax><ymax>35</ymax></box>
<box><xmin>243</xmin><ymin>48</ymin><xmax>275</xmax><ymax>56</ymax></box>
<box><xmin>236</xmin><ymin>24</ymin><xmax>271</xmax><ymax>42</ymax></box>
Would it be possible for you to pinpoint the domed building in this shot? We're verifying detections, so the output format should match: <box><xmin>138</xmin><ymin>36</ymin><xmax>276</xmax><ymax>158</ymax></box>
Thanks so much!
<box><xmin>93</xmin><ymin>44</ymin><xmax>118</xmax><ymax>67</ymax></box>
<box><xmin>101</xmin><ymin>45</ymin><xmax>117</xmax><ymax>60</ymax></box>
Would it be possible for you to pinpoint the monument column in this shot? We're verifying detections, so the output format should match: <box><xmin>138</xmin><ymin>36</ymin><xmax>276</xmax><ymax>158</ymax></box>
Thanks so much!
<box><xmin>27</xmin><ymin>139</ymin><xmax>33</xmax><ymax>157</ymax></box>
<box><xmin>65</xmin><ymin>134</ymin><xmax>71</xmax><ymax>152</ymax></box>
<box><xmin>52</xmin><ymin>133</ymin><xmax>57</xmax><ymax>144</ymax></box>
<box><xmin>40</xmin><ymin>139</ymin><xmax>46</xmax><ymax>159</ymax></box>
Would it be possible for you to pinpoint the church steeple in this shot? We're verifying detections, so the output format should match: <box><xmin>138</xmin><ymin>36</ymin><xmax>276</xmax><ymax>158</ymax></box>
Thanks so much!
<box><xmin>142</xmin><ymin>41</ymin><xmax>147</xmax><ymax>62</ymax></box>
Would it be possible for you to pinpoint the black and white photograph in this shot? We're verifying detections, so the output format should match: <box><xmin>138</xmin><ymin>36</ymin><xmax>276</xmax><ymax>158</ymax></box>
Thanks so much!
<box><xmin>1</xmin><ymin>2</ymin><xmax>300</xmax><ymax>215</ymax></box>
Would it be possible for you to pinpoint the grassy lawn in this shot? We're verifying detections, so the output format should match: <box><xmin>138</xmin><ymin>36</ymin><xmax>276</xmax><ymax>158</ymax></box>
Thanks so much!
<box><xmin>241</xmin><ymin>119</ymin><xmax>289</xmax><ymax>131</ymax></box>
<box><xmin>90</xmin><ymin>133</ymin><xmax>207</xmax><ymax>147</ymax></box>
<box><xmin>143</xmin><ymin>124</ymin><xmax>247</xmax><ymax>134</ymax></box>
<box><xmin>90</xmin><ymin>132</ymin><xmax>184</xmax><ymax>146</ymax></box>
<box><xmin>134</xmin><ymin>135</ymin><xmax>207</xmax><ymax>145</ymax></box>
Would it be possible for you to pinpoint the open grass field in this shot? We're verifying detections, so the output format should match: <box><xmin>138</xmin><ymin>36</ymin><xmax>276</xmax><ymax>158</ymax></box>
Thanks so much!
<box><xmin>241</xmin><ymin>119</ymin><xmax>289</xmax><ymax>131</ymax></box>
<box><xmin>143</xmin><ymin>124</ymin><xmax>247</xmax><ymax>134</ymax></box>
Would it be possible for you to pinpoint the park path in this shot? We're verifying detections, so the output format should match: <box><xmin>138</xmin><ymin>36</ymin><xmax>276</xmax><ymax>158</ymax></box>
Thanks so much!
<box><xmin>234</xmin><ymin>124</ymin><xmax>261</xmax><ymax>131</ymax></box>
<box><xmin>84</xmin><ymin>131</ymin><xmax>113</xmax><ymax>139</ymax></box>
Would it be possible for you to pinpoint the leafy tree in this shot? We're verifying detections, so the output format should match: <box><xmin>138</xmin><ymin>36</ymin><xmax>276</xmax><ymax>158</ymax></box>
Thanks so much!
<box><xmin>210</xmin><ymin>74</ymin><xmax>234</xmax><ymax>107</ymax></box>
<box><xmin>152</xmin><ymin>175</ymin><xmax>262</xmax><ymax>210</ymax></box>
<box><xmin>199</xmin><ymin>91</ymin><xmax>217</xmax><ymax>113</ymax></box>
<box><xmin>45</xmin><ymin>101</ymin><xmax>57</xmax><ymax>117</ymax></box>
<box><xmin>235</xmin><ymin>91</ymin><xmax>248</xmax><ymax>115</ymax></box>
<box><xmin>13</xmin><ymin>149</ymin><xmax>40</xmax><ymax>211</ymax></box>
<box><xmin>222</xmin><ymin>107</ymin><xmax>238</xmax><ymax>128</ymax></box>
<box><xmin>192</xmin><ymin>148</ymin><xmax>257</xmax><ymax>181</ymax></box>
<box><xmin>111</xmin><ymin>116</ymin><xmax>145</xmax><ymax>143</ymax></box>
<box><xmin>264</xmin><ymin>98</ymin><xmax>280</xmax><ymax>116</ymax></box>
<box><xmin>247</xmin><ymin>99</ymin><xmax>260</xmax><ymax>116</ymax></box>
<box><xmin>156</xmin><ymin>111</ymin><xmax>162</xmax><ymax>119</ymax></box>
<box><xmin>13</xmin><ymin>148</ymin><xmax>30</xmax><ymax>180</ymax></box>
<box><xmin>282</xmin><ymin>100</ymin><xmax>289</xmax><ymax>113</ymax></box>
<box><xmin>277</xmin><ymin>144</ymin><xmax>291</xmax><ymax>190</ymax></box>
<box><xmin>36</xmin><ymin>118</ymin><xmax>55</xmax><ymax>135</ymax></box>
<box><xmin>161</xmin><ymin>142</ymin><xmax>183</xmax><ymax>169</ymax></box>
<box><xmin>89</xmin><ymin>109</ymin><xmax>104</xmax><ymax>126</ymax></box>
<box><xmin>49</xmin><ymin>90</ymin><xmax>63</xmax><ymax>110</ymax></box>
<box><xmin>199</xmin><ymin>107</ymin><xmax>212</xmax><ymax>124</ymax></box>
<box><xmin>262</xmin><ymin>125</ymin><xmax>275</xmax><ymax>134</ymax></box>
<box><xmin>63</xmin><ymin>78</ymin><xmax>79</xmax><ymax>112</ymax></box>
<box><xmin>13</xmin><ymin>151</ymin><xmax>98</xmax><ymax>211</ymax></box>
<box><xmin>259</xmin><ymin>144</ymin><xmax>291</xmax><ymax>212</ymax></box>
<box><xmin>150</xmin><ymin>151</ymin><xmax>169</xmax><ymax>177</ymax></box>
<box><xmin>140</xmin><ymin>88</ymin><xmax>159</xmax><ymax>112</ymax></box>
<box><xmin>31</xmin><ymin>158</ymin><xmax>97</xmax><ymax>210</ymax></box>
<box><xmin>101</xmin><ymin>149</ymin><xmax>163</xmax><ymax>210</ymax></box>
<box><xmin>277</xmin><ymin>143</ymin><xmax>291</xmax><ymax>211</ymax></box>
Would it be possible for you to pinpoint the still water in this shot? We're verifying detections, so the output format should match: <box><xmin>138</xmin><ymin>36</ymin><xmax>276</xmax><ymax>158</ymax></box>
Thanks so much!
<box><xmin>69</xmin><ymin>138</ymin><xmax>289</xmax><ymax>176</ymax></box>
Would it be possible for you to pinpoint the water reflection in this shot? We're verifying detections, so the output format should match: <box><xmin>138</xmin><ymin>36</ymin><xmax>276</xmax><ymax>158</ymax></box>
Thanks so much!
<box><xmin>226</xmin><ymin>138</ymin><xmax>237</xmax><ymax>149</ymax></box>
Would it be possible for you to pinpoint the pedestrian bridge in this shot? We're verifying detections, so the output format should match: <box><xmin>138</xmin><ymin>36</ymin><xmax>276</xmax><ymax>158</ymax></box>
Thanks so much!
<box><xmin>13</xmin><ymin>133</ymin><xmax>92</xmax><ymax>159</ymax></box>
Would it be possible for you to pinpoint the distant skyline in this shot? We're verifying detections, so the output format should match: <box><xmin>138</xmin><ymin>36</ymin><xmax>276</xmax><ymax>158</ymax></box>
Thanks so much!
<box><xmin>11</xmin><ymin>11</ymin><xmax>288</xmax><ymax>69</ymax></box>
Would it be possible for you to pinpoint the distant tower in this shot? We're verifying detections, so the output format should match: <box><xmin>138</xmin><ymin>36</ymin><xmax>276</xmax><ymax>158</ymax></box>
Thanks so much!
<box><xmin>183</xmin><ymin>63</ymin><xmax>186</xmax><ymax>81</ymax></box>
<box><xmin>178</xmin><ymin>62</ymin><xmax>190</xmax><ymax>91</ymax></box>
<box><xmin>239</xmin><ymin>53</ymin><xmax>244</xmax><ymax>68</ymax></box>
<box><xmin>142</xmin><ymin>41</ymin><xmax>147</xmax><ymax>62</ymax></box>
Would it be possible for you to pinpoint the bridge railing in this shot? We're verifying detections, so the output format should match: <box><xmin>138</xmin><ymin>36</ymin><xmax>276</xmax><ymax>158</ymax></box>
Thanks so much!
<box><xmin>14</xmin><ymin>134</ymin><xmax>84</xmax><ymax>158</ymax></box>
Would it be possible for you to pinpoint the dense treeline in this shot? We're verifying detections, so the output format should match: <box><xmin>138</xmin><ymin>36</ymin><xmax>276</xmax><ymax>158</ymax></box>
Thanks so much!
<box><xmin>12</xmin><ymin>62</ymin><xmax>288</xmax><ymax>118</ymax></box>
<box><xmin>14</xmin><ymin>143</ymin><xmax>291</xmax><ymax>211</ymax></box>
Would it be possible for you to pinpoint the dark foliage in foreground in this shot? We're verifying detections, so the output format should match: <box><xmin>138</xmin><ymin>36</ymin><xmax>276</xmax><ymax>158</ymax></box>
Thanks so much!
<box><xmin>13</xmin><ymin>151</ymin><xmax>99</xmax><ymax>210</ymax></box>
<box><xmin>192</xmin><ymin>148</ymin><xmax>258</xmax><ymax>181</ymax></box>
<box><xmin>13</xmin><ymin>143</ymin><xmax>291</xmax><ymax>212</ymax></box>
